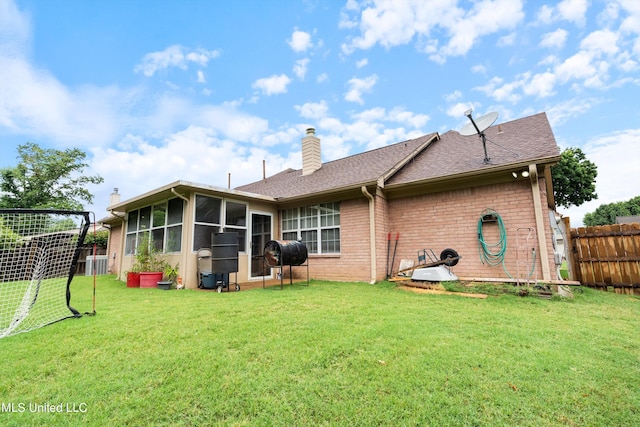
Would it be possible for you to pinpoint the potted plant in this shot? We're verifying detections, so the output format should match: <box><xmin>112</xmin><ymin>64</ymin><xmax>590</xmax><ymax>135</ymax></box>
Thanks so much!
<box><xmin>126</xmin><ymin>263</ymin><xmax>141</xmax><ymax>288</ymax></box>
<box><xmin>136</xmin><ymin>233</ymin><xmax>165</xmax><ymax>288</ymax></box>
<box><xmin>157</xmin><ymin>263</ymin><xmax>179</xmax><ymax>290</ymax></box>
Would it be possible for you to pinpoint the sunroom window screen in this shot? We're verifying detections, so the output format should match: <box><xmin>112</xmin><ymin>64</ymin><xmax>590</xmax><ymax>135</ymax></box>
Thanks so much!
<box><xmin>125</xmin><ymin>198</ymin><xmax>184</xmax><ymax>255</ymax></box>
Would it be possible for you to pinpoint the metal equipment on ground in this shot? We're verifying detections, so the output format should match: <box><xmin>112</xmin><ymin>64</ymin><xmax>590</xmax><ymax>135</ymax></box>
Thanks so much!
<box><xmin>396</xmin><ymin>248</ymin><xmax>461</xmax><ymax>282</ymax></box>
<box><xmin>197</xmin><ymin>231</ymin><xmax>241</xmax><ymax>293</ymax></box>
<box><xmin>263</xmin><ymin>240</ymin><xmax>309</xmax><ymax>289</ymax></box>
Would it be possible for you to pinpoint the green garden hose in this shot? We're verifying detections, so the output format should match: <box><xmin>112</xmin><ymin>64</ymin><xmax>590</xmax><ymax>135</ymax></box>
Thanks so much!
<box><xmin>477</xmin><ymin>209</ymin><xmax>536</xmax><ymax>280</ymax></box>
<box><xmin>477</xmin><ymin>208</ymin><xmax>508</xmax><ymax>267</ymax></box>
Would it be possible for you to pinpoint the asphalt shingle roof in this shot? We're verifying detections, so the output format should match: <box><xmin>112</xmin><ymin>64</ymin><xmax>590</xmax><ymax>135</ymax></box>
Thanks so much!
<box><xmin>235</xmin><ymin>133</ymin><xmax>437</xmax><ymax>199</ymax></box>
<box><xmin>236</xmin><ymin>112</ymin><xmax>560</xmax><ymax>199</ymax></box>
<box><xmin>387</xmin><ymin>112</ymin><xmax>560</xmax><ymax>185</ymax></box>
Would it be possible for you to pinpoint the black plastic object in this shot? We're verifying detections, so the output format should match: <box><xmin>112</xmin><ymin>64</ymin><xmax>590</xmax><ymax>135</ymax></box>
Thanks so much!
<box><xmin>264</xmin><ymin>240</ymin><xmax>308</xmax><ymax>267</ymax></box>
<box><xmin>211</xmin><ymin>232</ymin><xmax>239</xmax><ymax>273</ymax></box>
<box><xmin>440</xmin><ymin>248</ymin><xmax>460</xmax><ymax>266</ymax></box>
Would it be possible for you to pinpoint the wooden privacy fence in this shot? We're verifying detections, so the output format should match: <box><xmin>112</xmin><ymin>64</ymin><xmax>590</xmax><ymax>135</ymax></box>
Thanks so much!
<box><xmin>569</xmin><ymin>223</ymin><xmax>640</xmax><ymax>294</ymax></box>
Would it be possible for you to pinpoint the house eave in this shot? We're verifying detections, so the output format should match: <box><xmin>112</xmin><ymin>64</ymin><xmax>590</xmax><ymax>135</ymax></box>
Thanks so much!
<box><xmin>108</xmin><ymin>180</ymin><xmax>277</xmax><ymax>212</ymax></box>
<box><xmin>383</xmin><ymin>155</ymin><xmax>561</xmax><ymax>198</ymax></box>
<box><xmin>274</xmin><ymin>181</ymin><xmax>378</xmax><ymax>207</ymax></box>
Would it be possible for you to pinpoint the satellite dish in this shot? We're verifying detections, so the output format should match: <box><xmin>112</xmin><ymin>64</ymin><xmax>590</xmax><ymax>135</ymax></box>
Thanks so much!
<box><xmin>459</xmin><ymin>109</ymin><xmax>499</xmax><ymax>164</ymax></box>
<box><xmin>459</xmin><ymin>111</ymin><xmax>498</xmax><ymax>136</ymax></box>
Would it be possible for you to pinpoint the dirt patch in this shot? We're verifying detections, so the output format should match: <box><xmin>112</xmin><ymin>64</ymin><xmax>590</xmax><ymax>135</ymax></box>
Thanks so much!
<box><xmin>398</xmin><ymin>285</ymin><xmax>488</xmax><ymax>299</ymax></box>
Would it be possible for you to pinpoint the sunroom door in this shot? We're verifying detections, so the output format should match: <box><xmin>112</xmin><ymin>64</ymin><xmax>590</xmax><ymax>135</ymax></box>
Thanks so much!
<box><xmin>250</xmin><ymin>212</ymin><xmax>272</xmax><ymax>279</ymax></box>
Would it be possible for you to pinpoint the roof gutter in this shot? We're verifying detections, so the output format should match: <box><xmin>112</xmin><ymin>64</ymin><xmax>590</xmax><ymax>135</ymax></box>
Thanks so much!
<box><xmin>361</xmin><ymin>185</ymin><xmax>377</xmax><ymax>284</ymax></box>
<box><xmin>383</xmin><ymin>154</ymin><xmax>562</xmax><ymax>192</ymax></box>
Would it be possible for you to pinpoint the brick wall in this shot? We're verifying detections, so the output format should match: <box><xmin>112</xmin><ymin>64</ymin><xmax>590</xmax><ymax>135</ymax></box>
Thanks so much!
<box><xmin>298</xmin><ymin>198</ymin><xmax>372</xmax><ymax>282</ymax></box>
<box><xmin>291</xmin><ymin>177</ymin><xmax>557</xmax><ymax>283</ymax></box>
<box><xmin>386</xmin><ymin>178</ymin><xmax>557</xmax><ymax>281</ymax></box>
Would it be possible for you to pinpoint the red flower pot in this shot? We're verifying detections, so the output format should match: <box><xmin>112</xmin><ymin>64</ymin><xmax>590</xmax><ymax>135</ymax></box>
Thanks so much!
<box><xmin>126</xmin><ymin>271</ymin><xmax>141</xmax><ymax>288</ymax></box>
<box><xmin>139</xmin><ymin>272</ymin><xmax>163</xmax><ymax>288</ymax></box>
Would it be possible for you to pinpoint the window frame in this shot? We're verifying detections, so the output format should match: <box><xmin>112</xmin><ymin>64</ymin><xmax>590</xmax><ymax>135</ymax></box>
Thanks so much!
<box><xmin>192</xmin><ymin>194</ymin><xmax>247</xmax><ymax>253</ymax></box>
<box><xmin>281</xmin><ymin>202</ymin><xmax>340</xmax><ymax>255</ymax></box>
<box><xmin>125</xmin><ymin>198</ymin><xmax>184</xmax><ymax>255</ymax></box>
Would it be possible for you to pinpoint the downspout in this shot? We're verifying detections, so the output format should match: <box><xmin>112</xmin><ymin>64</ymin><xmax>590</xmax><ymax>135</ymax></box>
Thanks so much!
<box><xmin>361</xmin><ymin>186</ymin><xmax>377</xmax><ymax>284</ymax></box>
<box><xmin>106</xmin><ymin>211</ymin><xmax>125</xmax><ymax>280</ymax></box>
<box><xmin>528</xmin><ymin>164</ymin><xmax>551</xmax><ymax>280</ymax></box>
<box><xmin>171</xmin><ymin>188</ymin><xmax>190</xmax><ymax>287</ymax></box>
<box><xmin>171</xmin><ymin>188</ymin><xmax>190</xmax><ymax>204</ymax></box>
<box><xmin>108</xmin><ymin>210</ymin><xmax>125</xmax><ymax>219</ymax></box>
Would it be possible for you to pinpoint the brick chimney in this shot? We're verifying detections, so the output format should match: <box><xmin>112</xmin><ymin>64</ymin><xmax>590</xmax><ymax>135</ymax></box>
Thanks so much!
<box><xmin>302</xmin><ymin>127</ymin><xmax>321</xmax><ymax>176</ymax></box>
<box><xmin>108</xmin><ymin>188</ymin><xmax>121</xmax><ymax>209</ymax></box>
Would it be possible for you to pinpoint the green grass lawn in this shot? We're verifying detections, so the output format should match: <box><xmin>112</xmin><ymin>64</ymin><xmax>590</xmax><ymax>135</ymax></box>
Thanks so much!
<box><xmin>1</xmin><ymin>276</ymin><xmax>639</xmax><ymax>426</ymax></box>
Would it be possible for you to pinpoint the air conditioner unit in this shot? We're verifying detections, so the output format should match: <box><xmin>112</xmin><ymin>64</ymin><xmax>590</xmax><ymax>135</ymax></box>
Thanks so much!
<box><xmin>86</xmin><ymin>255</ymin><xmax>109</xmax><ymax>276</ymax></box>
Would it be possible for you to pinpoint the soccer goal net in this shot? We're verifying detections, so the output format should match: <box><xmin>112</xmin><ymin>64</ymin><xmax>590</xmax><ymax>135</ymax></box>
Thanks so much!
<box><xmin>0</xmin><ymin>209</ymin><xmax>91</xmax><ymax>339</ymax></box>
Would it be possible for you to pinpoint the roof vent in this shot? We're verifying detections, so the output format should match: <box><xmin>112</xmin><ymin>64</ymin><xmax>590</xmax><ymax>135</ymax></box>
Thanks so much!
<box><xmin>302</xmin><ymin>128</ymin><xmax>321</xmax><ymax>176</ymax></box>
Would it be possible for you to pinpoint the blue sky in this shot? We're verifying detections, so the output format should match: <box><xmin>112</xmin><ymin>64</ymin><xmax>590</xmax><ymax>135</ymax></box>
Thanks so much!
<box><xmin>1</xmin><ymin>0</ymin><xmax>639</xmax><ymax>226</ymax></box>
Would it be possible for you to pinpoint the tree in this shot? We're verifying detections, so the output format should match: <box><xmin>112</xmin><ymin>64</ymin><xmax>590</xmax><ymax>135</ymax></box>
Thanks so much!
<box><xmin>583</xmin><ymin>196</ymin><xmax>640</xmax><ymax>226</ymax></box>
<box><xmin>0</xmin><ymin>142</ymin><xmax>104</xmax><ymax>210</ymax></box>
<box><xmin>551</xmin><ymin>147</ymin><xmax>598</xmax><ymax>208</ymax></box>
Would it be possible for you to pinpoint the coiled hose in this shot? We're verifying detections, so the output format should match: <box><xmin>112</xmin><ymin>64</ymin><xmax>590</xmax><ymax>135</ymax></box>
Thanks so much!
<box><xmin>477</xmin><ymin>208</ymin><xmax>508</xmax><ymax>267</ymax></box>
<box><xmin>477</xmin><ymin>209</ymin><xmax>536</xmax><ymax>280</ymax></box>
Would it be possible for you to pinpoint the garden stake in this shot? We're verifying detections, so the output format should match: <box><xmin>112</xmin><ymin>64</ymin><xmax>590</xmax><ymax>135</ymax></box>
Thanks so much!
<box><xmin>386</xmin><ymin>232</ymin><xmax>391</xmax><ymax>278</ymax></box>
<box><xmin>390</xmin><ymin>232</ymin><xmax>399</xmax><ymax>277</ymax></box>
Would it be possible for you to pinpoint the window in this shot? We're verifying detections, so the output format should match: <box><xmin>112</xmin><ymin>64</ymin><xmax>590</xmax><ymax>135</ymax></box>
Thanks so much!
<box><xmin>225</xmin><ymin>201</ymin><xmax>246</xmax><ymax>250</ymax></box>
<box><xmin>281</xmin><ymin>202</ymin><xmax>340</xmax><ymax>254</ymax></box>
<box><xmin>193</xmin><ymin>195</ymin><xmax>247</xmax><ymax>251</ymax></box>
<box><xmin>125</xmin><ymin>198</ymin><xmax>184</xmax><ymax>255</ymax></box>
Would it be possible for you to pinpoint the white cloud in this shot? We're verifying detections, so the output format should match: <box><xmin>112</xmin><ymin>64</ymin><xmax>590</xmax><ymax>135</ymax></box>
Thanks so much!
<box><xmin>293</xmin><ymin>58</ymin><xmax>310</xmax><ymax>80</ymax></box>
<box><xmin>471</xmin><ymin>64</ymin><xmax>487</xmax><ymax>74</ymax></box>
<box><xmin>446</xmin><ymin>102</ymin><xmax>475</xmax><ymax>119</ymax></box>
<box><xmin>196</xmin><ymin>70</ymin><xmax>206</xmax><ymax>83</ymax></box>
<box><xmin>545</xmin><ymin>97</ymin><xmax>598</xmax><ymax>127</ymax></box>
<box><xmin>344</xmin><ymin>74</ymin><xmax>378</xmax><ymax>104</ymax></box>
<box><xmin>580</xmin><ymin>29</ymin><xmax>619</xmax><ymax>56</ymax></box>
<box><xmin>474</xmin><ymin>76</ymin><xmax>522</xmax><ymax>103</ymax></box>
<box><xmin>497</xmin><ymin>32</ymin><xmax>516</xmax><ymax>47</ymax></box>
<box><xmin>134</xmin><ymin>45</ymin><xmax>221</xmax><ymax>77</ymax></box>
<box><xmin>540</xmin><ymin>28</ymin><xmax>569</xmax><ymax>49</ymax></box>
<box><xmin>316</xmin><ymin>73</ymin><xmax>328</xmax><ymax>83</ymax></box>
<box><xmin>387</xmin><ymin>107</ymin><xmax>430</xmax><ymax>128</ymax></box>
<box><xmin>351</xmin><ymin>107</ymin><xmax>386</xmax><ymax>122</ymax></box>
<box><xmin>0</xmin><ymin>0</ymin><xmax>31</xmax><ymax>56</ymax></box>
<box><xmin>251</xmin><ymin>74</ymin><xmax>292</xmax><ymax>95</ymax></box>
<box><xmin>444</xmin><ymin>90</ymin><xmax>462</xmax><ymax>102</ymax></box>
<box><xmin>557</xmin><ymin>0</ymin><xmax>590</xmax><ymax>27</ymax></box>
<box><xmin>537</xmin><ymin>5</ymin><xmax>554</xmax><ymax>24</ymax></box>
<box><xmin>91</xmin><ymin>126</ymin><xmax>301</xmax><ymax>211</ymax></box>
<box><xmin>0</xmin><ymin>54</ymin><xmax>129</xmax><ymax>147</ymax></box>
<box><xmin>260</xmin><ymin>127</ymin><xmax>301</xmax><ymax>147</ymax></box>
<box><xmin>479</xmin><ymin>23</ymin><xmax>631</xmax><ymax>104</ymax></box>
<box><xmin>295</xmin><ymin>100</ymin><xmax>330</xmax><ymax>120</ymax></box>
<box><xmin>524</xmin><ymin>71</ymin><xmax>557</xmax><ymax>98</ymax></box>
<box><xmin>538</xmin><ymin>0</ymin><xmax>589</xmax><ymax>27</ymax></box>
<box><xmin>355</xmin><ymin>58</ymin><xmax>368</xmax><ymax>68</ymax></box>
<box><xmin>555</xmin><ymin>50</ymin><xmax>598</xmax><ymax>83</ymax></box>
<box><xmin>560</xmin><ymin>128</ymin><xmax>640</xmax><ymax>225</ymax></box>
<box><xmin>340</xmin><ymin>0</ymin><xmax>524</xmax><ymax>63</ymax></box>
<box><xmin>288</xmin><ymin>30</ymin><xmax>313</xmax><ymax>52</ymax></box>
